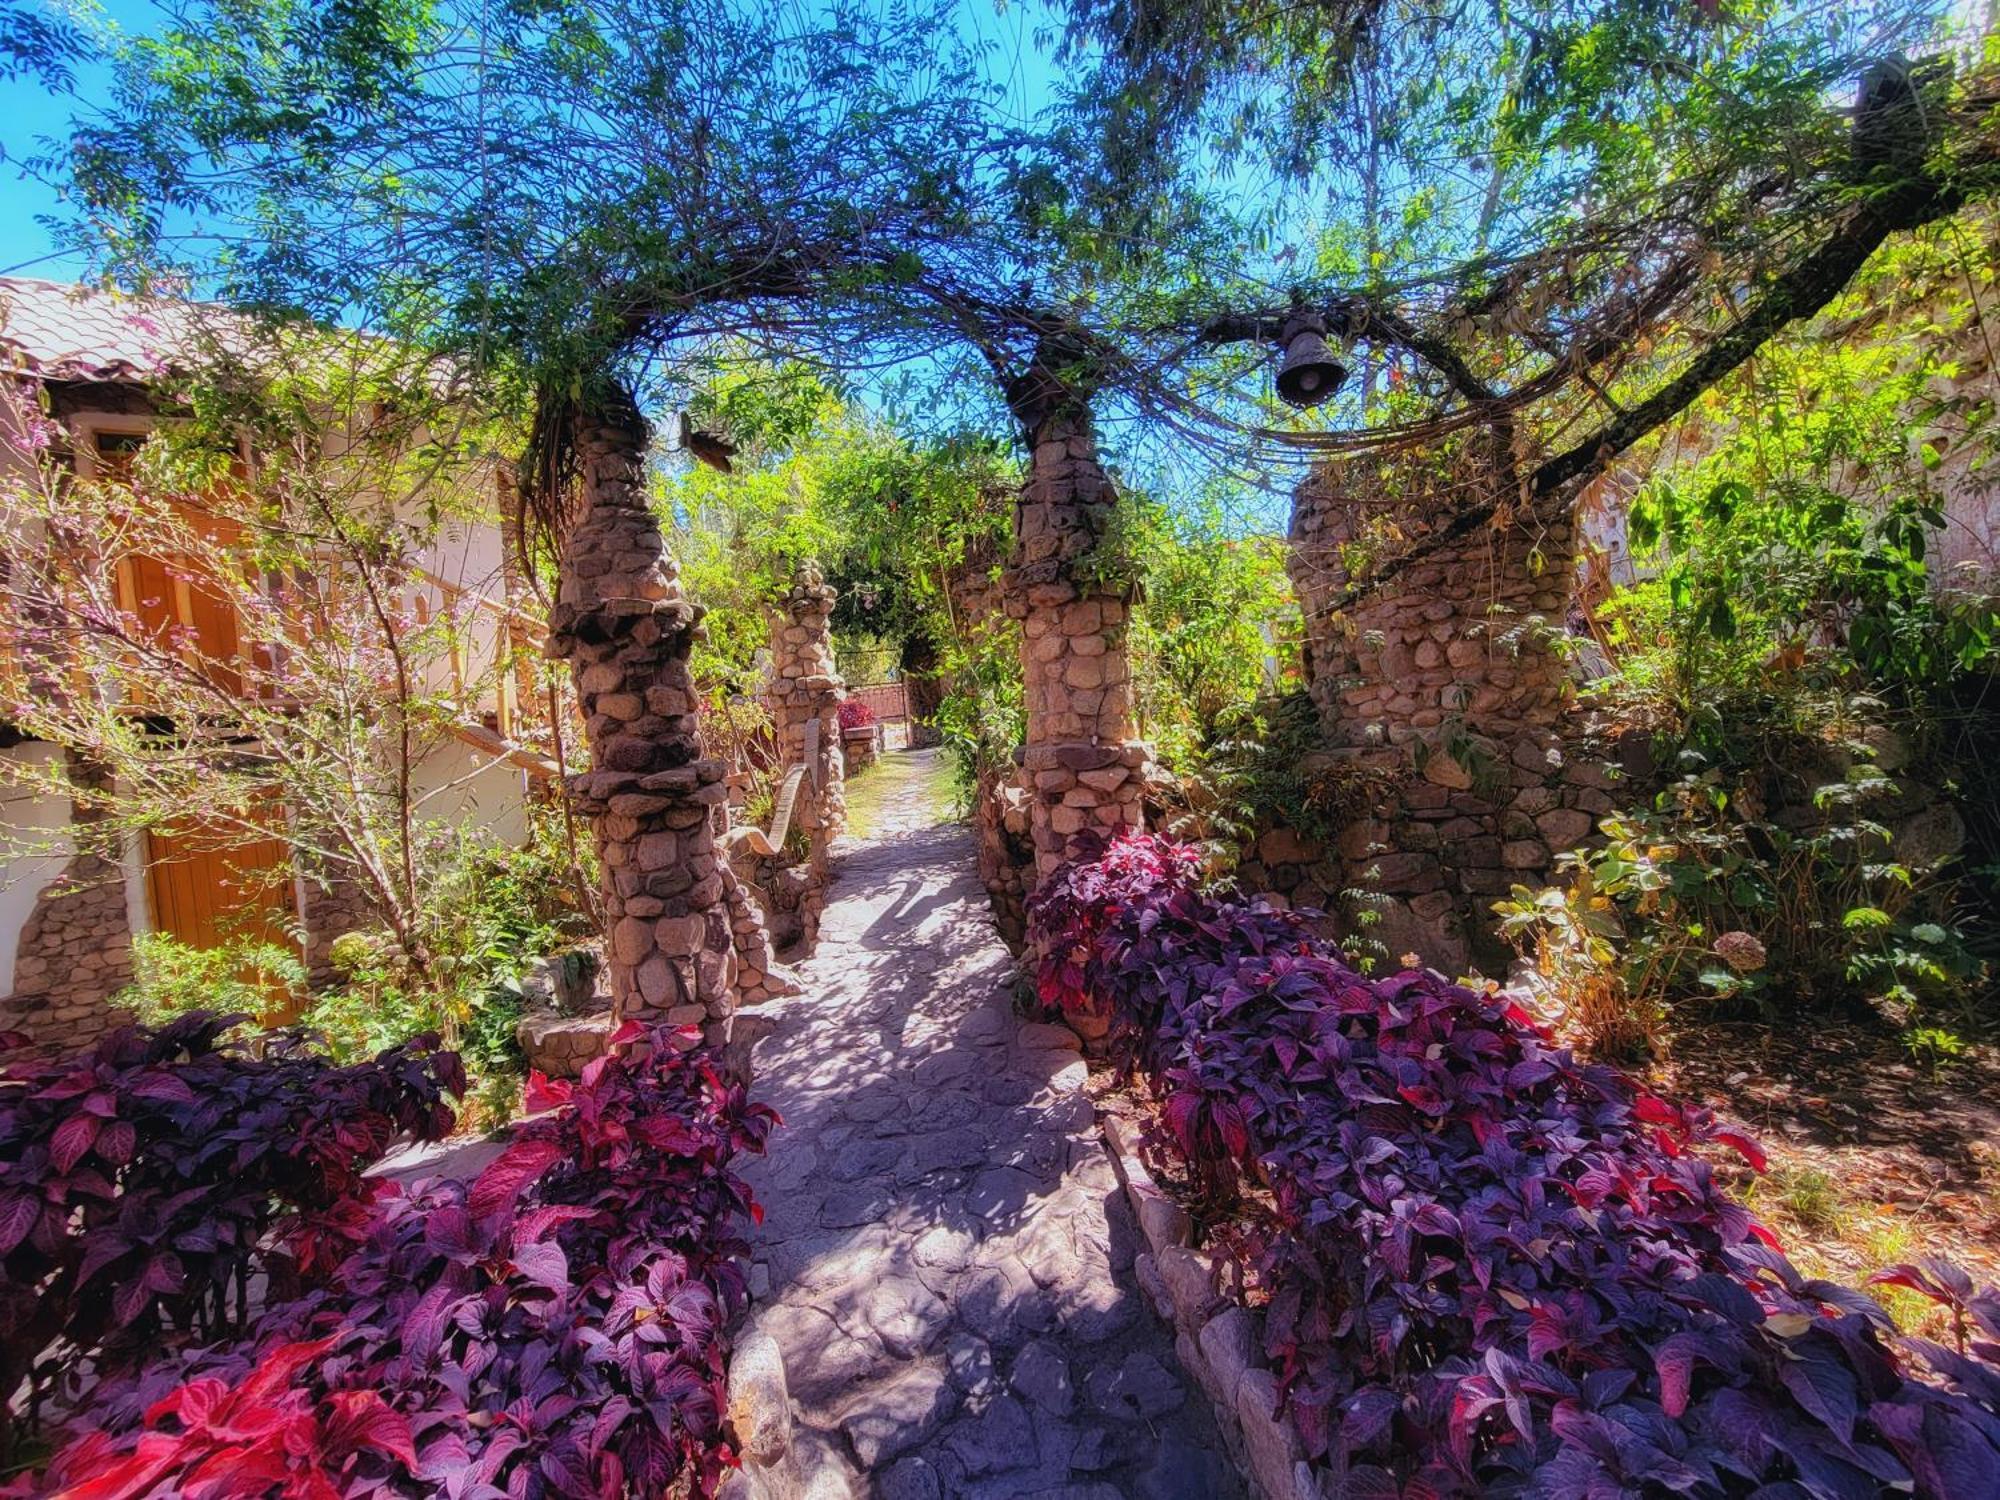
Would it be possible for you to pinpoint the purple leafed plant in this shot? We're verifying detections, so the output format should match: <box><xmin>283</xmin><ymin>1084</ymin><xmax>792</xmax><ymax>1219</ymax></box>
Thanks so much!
<box><xmin>1031</xmin><ymin>830</ymin><xmax>2000</xmax><ymax>1499</ymax></box>
<box><xmin>0</xmin><ymin>1011</ymin><xmax>463</xmax><ymax>1456</ymax></box>
<box><xmin>19</xmin><ymin>1022</ymin><xmax>777</xmax><ymax>1500</ymax></box>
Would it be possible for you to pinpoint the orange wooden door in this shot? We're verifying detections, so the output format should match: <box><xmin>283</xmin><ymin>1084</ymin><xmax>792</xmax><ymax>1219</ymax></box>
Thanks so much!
<box><xmin>143</xmin><ymin>825</ymin><xmax>301</xmax><ymax>1019</ymax></box>
<box><xmin>118</xmin><ymin>523</ymin><xmax>248</xmax><ymax>698</ymax></box>
<box><xmin>96</xmin><ymin>428</ymin><xmax>252</xmax><ymax>700</ymax></box>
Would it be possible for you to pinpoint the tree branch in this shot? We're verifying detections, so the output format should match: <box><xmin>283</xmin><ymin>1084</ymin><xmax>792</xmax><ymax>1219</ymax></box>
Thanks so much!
<box><xmin>1531</xmin><ymin>177</ymin><xmax>1962</xmax><ymax>497</ymax></box>
<box><xmin>1310</xmin><ymin>176</ymin><xmax>1968</xmax><ymax>616</ymax></box>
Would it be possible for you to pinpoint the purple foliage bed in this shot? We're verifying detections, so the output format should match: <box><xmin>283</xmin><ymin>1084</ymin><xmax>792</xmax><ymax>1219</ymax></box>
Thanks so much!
<box><xmin>2</xmin><ymin>1016</ymin><xmax>774</xmax><ymax>1499</ymax></box>
<box><xmin>1031</xmin><ymin>831</ymin><xmax>2000</xmax><ymax>1499</ymax></box>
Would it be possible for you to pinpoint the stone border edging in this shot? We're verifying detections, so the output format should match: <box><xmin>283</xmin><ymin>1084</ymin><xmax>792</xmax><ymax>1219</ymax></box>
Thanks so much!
<box><xmin>1096</xmin><ymin>1088</ymin><xmax>1321</xmax><ymax>1500</ymax></box>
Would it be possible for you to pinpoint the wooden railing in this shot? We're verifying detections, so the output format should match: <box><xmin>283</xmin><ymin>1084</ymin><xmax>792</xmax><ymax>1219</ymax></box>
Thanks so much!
<box><xmin>404</xmin><ymin>564</ymin><xmax>553</xmax><ymax>744</ymax></box>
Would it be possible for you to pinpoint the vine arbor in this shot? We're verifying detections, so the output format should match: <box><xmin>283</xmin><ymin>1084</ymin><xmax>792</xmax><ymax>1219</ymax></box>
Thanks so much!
<box><xmin>38</xmin><ymin>0</ymin><xmax>2000</xmax><ymax>1029</ymax></box>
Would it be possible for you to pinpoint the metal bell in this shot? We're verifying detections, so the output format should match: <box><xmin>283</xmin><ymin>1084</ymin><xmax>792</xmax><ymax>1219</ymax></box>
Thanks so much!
<box><xmin>1276</xmin><ymin>323</ymin><xmax>1347</xmax><ymax>407</ymax></box>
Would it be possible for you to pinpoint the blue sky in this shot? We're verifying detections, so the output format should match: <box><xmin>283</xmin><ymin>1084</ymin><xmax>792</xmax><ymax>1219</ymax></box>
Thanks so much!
<box><xmin>0</xmin><ymin>0</ymin><xmax>1071</xmax><ymax>281</ymax></box>
<box><xmin>0</xmin><ymin>0</ymin><xmax>163</xmax><ymax>277</ymax></box>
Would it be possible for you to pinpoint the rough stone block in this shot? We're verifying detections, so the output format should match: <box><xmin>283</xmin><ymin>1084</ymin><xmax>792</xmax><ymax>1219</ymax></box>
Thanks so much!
<box><xmin>1237</xmin><ymin>1368</ymin><xmax>1305</xmax><ymax>1498</ymax></box>
<box><xmin>1156</xmin><ymin>1246</ymin><xmax>1221</xmax><ymax>1327</ymax></box>
<box><xmin>1134</xmin><ymin>1187</ymin><xmax>1192</xmax><ymax>1256</ymax></box>
<box><xmin>1197</xmin><ymin>1306</ymin><xmax>1257</xmax><ymax>1410</ymax></box>
<box><xmin>1535</xmin><ymin>808</ymin><xmax>1593</xmax><ymax>849</ymax></box>
<box><xmin>726</xmin><ymin>1331</ymin><xmax>792</xmax><ymax>1468</ymax></box>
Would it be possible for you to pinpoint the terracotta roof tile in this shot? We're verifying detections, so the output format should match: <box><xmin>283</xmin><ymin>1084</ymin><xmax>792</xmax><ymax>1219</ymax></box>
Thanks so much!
<box><xmin>0</xmin><ymin>277</ymin><xmax>219</xmax><ymax>383</ymax></box>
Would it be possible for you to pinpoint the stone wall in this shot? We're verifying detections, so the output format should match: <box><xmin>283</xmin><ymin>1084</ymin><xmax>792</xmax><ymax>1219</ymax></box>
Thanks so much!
<box><xmin>722</xmin><ymin>861</ymin><xmax>797</xmax><ymax>1010</ymax></box>
<box><xmin>299</xmin><ymin>863</ymin><xmax>374</xmax><ymax>987</ymax></box>
<box><xmin>547</xmin><ymin>395</ymin><xmax>735</xmax><ymax>1050</ymax></box>
<box><xmin>4</xmin><ymin>850</ymin><xmax>133</xmax><ymax>1051</ymax></box>
<box><xmin>1280</xmin><ymin>435</ymin><xmax>1614</xmax><ymax>969</ymax></box>
<box><xmin>1</xmin><ymin>754</ymin><xmax>134</xmax><ymax>1051</ymax></box>
<box><xmin>1234</xmin><ymin>733</ymin><xmax>1631</xmax><ymax>975</ymax></box>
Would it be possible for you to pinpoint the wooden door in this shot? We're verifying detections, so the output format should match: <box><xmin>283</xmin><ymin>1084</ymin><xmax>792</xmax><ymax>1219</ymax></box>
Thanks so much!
<box><xmin>143</xmin><ymin>824</ymin><xmax>301</xmax><ymax>1019</ymax></box>
<box><xmin>98</xmin><ymin>431</ymin><xmax>251</xmax><ymax>698</ymax></box>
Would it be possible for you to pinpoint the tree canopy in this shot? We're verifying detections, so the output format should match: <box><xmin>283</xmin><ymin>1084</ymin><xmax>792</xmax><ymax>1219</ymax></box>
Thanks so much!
<box><xmin>27</xmin><ymin>0</ymin><xmax>2000</xmax><ymax>526</ymax></box>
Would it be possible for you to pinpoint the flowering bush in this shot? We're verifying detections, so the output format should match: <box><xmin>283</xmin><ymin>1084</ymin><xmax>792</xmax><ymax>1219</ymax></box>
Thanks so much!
<box><xmin>836</xmin><ymin>696</ymin><xmax>877</xmax><ymax>730</ymax></box>
<box><xmin>0</xmin><ymin>1012</ymin><xmax>463</xmax><ymax>1454</ymax></box>
<box><xmin>20</xmin><ymin>1022</ymin><xmax>776</xmax><ymax>1499</ymax></box>
<box><xmin>1031</xmin><ymin>831</ymin><xmax>2000</xmax><ymax>1497</ymax></box>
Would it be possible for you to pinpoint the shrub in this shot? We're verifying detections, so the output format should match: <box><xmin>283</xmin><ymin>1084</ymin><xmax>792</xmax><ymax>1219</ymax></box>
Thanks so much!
<box><xmin>1162</xmin><ymin>691</ymin><xmax>1400</xmax><ymax>869</ymax></box>
<box><xmin>1496</xmin><ymin>763</ymin><xmax>1987</xmax><ymax>1047</ymax></box>
<box><xmin>18</xmin><ymin>1023</ymin><xmax>776</xmax><ymax>1499</ymax></box>
<box><xmin>0</xmin><ymin>1013</ymin><xmax>463</xmax><ymax>1458</ymax></box>
<box><xmin>115</xmin><ymin>933</ymin><xmax>308</xmax><ymax>1026</ymax></box>
<box><xmin>837</xmin><ymin>696</ymin><xmax>877</xmax><ymax>729</ymax></box>
<box><xmin>1031</xmin><ymin>831</ymin><xmax>2000</xmax><ymax>1497</ymax></box>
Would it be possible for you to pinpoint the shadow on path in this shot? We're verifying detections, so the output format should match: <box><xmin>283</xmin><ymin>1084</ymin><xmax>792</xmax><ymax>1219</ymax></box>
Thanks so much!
<box><xmin>737</xmin><ymin>748</ymin><xmax>1241</xmax><ymax>1499</ymax></box>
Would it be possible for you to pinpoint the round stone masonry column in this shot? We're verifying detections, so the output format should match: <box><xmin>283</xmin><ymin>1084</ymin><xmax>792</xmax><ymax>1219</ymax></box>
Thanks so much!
<box><xmin>1001</xmin><ymin>363</ymin><xmax>1150</xmax><ymax>878</ymax></box>
<box><xmin>548</xmin><ymin>397</ymin><xmax>735</xmax><ymax>1049</ymax></box>
<box><xmin>767</xmin><ymin>559</ymin><xmax>847</xmax><ymax>860</ymax></box>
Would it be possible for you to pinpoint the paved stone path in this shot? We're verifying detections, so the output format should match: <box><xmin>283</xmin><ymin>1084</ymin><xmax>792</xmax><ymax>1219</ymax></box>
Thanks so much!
<box><xmin>739</xmin><ymin>748</ymin><xmax>1241</xmax><ymax>1499</ymax></box>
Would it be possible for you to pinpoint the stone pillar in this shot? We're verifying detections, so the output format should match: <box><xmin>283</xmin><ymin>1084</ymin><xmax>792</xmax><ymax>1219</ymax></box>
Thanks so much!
<box><xmin>546</xmin><ymin>393</ymin><xmax>733</xmax><ymax>1049</ymax></box>
<box><xmin>1000</xmin><ymin>344</ymin><xmax>1150</xmax><ymax>877</ymax></box>
<box><xmin>767</xmin><ymin>560</ymin><xmax>847</xmax><ymax>859</ymax></box>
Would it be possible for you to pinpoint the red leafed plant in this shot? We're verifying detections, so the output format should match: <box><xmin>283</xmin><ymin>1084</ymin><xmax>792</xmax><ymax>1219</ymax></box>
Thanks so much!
<box><xmin>1030</xmin><ymin>830</ymin><xmax>2000</xmax><ymax>1498</ymax></box>
<box><xmin>0</xmin><ymin>1011</ymin><xmax>462</xmax><ymax>1460</ymax></box>
<box><xmin>836</xmin><ymin>696</ymin><xmax>876</xmax><ymax>729</ymax></box>
<box><xmin>19</xmin><ymin>1021</ymin><xmax>777</xmax><ymax>1499</ymax></box>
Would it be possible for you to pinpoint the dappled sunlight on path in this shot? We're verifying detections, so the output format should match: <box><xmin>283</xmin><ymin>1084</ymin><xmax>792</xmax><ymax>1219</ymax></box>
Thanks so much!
<box><xmin>737</xmin><ymin>748</ymin><xmax>1240</xmax><ymax>1497</ymax></box>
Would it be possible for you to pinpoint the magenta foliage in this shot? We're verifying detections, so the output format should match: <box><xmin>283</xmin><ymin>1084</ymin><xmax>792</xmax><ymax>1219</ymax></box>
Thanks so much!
<box><xmin>837</xmin><ymin>697</ymin><xmax>877</xmax><ymax>729</ymax></box>
<box><xmin>0</xmin><ymin>1011</ymin><xmax>463</xmax><ymax>1443</ymax></box>
<box><xmin>23</xmin><ymin>1023</ymin><xmax>777</xmax><ymax>1499</ymax></box>
<box><xmin>1030</xmin><ymin>831</ymin><xmax>2000</xmax><ymax>1499</ymax></box>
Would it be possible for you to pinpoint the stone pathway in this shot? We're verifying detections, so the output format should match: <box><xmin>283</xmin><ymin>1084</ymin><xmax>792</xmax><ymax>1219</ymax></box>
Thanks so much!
<box><xmin>738</xmin><ymin>748</ymin><xmax>1242</xmax><ymax>1499</ymax></box>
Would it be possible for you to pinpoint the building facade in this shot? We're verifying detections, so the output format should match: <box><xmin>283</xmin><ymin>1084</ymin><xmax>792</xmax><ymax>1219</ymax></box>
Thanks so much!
<box><xmin>0</xmin><ymin>278</ymin><xmax>558</xmax><ymax>1050</ymax></box>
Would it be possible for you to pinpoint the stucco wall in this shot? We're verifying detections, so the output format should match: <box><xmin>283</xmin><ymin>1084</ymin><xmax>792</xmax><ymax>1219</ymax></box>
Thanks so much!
<box><xmin>0</xmin><ymin>742</ymin><xmax>75</xmax><ymax>988</ymax></box>
<box><xmin>412</xmin><ymin>737</ymin><xmax>532</xmax><ymax>848</ymax></box>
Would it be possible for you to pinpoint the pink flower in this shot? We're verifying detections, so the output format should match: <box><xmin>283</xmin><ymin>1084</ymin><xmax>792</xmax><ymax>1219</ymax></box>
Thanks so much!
<box><xmin>1713</xmin><ymin>930</ymin><xmax>1767</xmax><ymax>974</ymax></box>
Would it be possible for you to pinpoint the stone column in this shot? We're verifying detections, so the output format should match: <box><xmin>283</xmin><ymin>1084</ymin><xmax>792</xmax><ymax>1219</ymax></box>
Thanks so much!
<box><xmin>767</xmin><ymin>560</ymin><xmax>847</xmax><ymax>859</ymax></box>
<box><xmin>1000</xmin><ymin>342</ymin><xmax>1150</xmax><ymax>877</ymax></box>
<box><xmin>547</xmin><ymin>393</ymin><xmax>733</xmax><ymax>1049</ymax></box>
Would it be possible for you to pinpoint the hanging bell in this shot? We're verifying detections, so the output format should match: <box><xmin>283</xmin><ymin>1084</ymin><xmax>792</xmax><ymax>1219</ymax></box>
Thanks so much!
<box><xmin>1275</xmin><ymin>318</ymin><xmax>1347</xmax><ymax>408</ymax></box>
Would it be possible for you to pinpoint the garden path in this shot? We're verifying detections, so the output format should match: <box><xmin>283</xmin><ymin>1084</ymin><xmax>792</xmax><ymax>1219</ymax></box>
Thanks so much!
<box><xmin>737</xmin><ymin>748</ymin><xmax>1241</xmax><ymax>1499</ymax></box>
